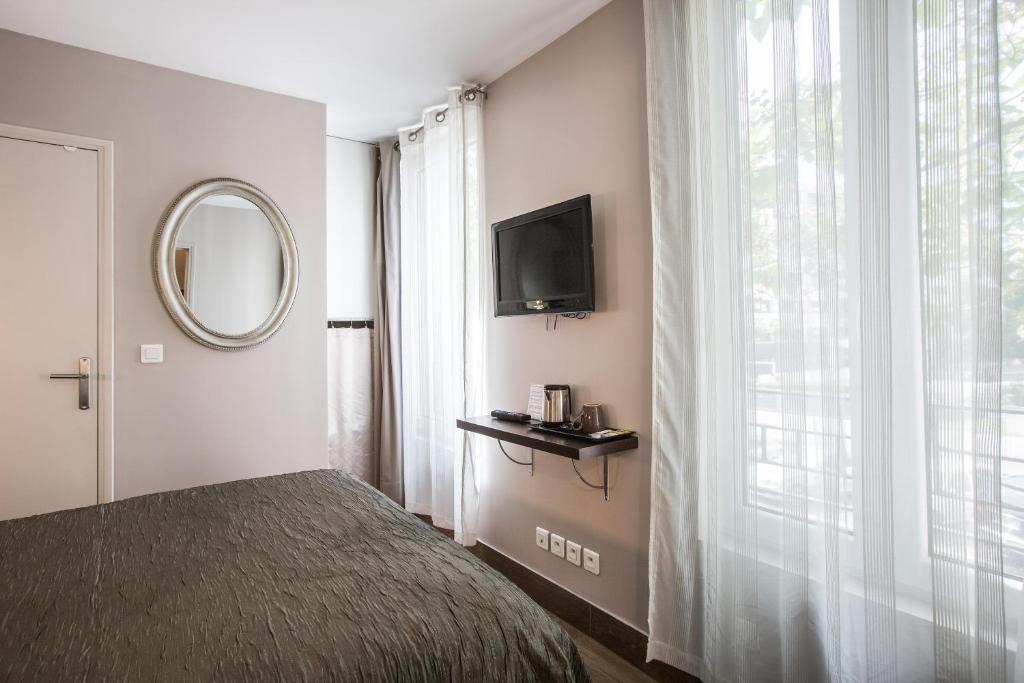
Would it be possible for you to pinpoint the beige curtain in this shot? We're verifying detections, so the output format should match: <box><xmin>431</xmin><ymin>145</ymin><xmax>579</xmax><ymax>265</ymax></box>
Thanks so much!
<box><xmin>327</xmin><ymin>325</ymin><xmax>375</xmax><ymax>480</ymax></box>
<box><xmin>374</xmin><ymin>141</ymin><xmax>403</xmax><ymax>504</ymax></box>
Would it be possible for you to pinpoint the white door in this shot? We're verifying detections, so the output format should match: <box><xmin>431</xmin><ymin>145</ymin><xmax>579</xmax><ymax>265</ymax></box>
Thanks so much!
<box><xmin>0</xmin><ymin>135</ymin><xmax>99</xmax><ymax>520</ymax></box>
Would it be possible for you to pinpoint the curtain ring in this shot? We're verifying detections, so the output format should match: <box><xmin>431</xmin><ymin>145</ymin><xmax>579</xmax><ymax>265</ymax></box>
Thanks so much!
<box><xmin>392</xmin><ymin>140</ymin><xmax>400</xmax><ymax>152</ymax></box>
<box><xmin>465</xmin><ymin>91</ymin><xmax>477</xmax><ymax>102</ymax></box>
<box><xmin>408</xmin><ymin>131</ymin><xmax>418</xmax><ymax>142</ymax></box>
<box><xmin>435</xmin><ymin>110</ymin><xmax>446</xmax><ymax>123</ymax></box>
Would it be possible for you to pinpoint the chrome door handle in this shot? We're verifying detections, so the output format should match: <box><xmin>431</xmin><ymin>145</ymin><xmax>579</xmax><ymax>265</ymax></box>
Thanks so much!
<box><xmin>49</xmin><ymin>357</ymin><xmax>91</xmax><ymax>410</ymax></box>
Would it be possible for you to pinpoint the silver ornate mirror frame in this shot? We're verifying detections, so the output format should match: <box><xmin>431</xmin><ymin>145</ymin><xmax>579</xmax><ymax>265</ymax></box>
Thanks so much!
<box><xmin>153</xmin><ymin>178</ymin><xmax>299</xmax><ymax>350</ymax></box>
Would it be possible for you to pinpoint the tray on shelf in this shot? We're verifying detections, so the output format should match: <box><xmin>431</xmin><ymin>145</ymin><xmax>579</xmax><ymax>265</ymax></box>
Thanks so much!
<box><xmin>528</xmin><ymin>423</ymin><xmax>635</xmax><ymax>443</ymax></box>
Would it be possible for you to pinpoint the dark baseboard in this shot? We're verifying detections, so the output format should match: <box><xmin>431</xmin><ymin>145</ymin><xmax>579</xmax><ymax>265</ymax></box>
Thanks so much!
<box><xmin>415</xmin><ymin>515</ymin><xmax>698</xmax><ymax>683</ymax></box>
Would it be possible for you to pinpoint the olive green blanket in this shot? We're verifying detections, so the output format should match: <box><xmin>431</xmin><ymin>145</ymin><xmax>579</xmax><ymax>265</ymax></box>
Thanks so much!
<box><xmin>0</xmin><ymin>470</ymin><xmax>588</xmax><ymax>682</ymax></box>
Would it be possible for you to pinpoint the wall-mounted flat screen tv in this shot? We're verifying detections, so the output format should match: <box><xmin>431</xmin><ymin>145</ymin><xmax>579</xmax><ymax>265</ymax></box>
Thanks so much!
<box><xmin>491</xmin><ymin>194</ymin><xmax>595</xmax><ymax>317</ymax></box>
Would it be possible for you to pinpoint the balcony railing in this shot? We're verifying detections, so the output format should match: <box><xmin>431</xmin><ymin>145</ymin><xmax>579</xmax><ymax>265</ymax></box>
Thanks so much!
<box><xmin>744</xmin><ymin>388</ymin><xmax>1024</xmax><ymax>577</ymax></box>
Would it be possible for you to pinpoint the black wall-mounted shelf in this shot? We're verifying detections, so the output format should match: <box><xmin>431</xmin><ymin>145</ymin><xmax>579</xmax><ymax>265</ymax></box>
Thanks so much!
<box><xmin>456</xmin><ymin>417</ymin><xmax>637</xmax><ymax>459</ymax></box>
<box><xmin>455</xmin><ymin>416</ymin><xmax>638</xmax><ymax>500</ymax></box>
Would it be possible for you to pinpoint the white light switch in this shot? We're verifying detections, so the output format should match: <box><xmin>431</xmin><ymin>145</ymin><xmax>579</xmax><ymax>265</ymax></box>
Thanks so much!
<box><xmin>536</xmin><ymin>527</ymin><xmax>550</xmax><ymax>551</ymax></box>
<box><xmin>566</xmin><ymin>540</ymin><xmax>582</xmax><ymax>566</ymax></box>
<box><xmin>583</xmin><ymin>548</ymin><xmax>600</xmax><ymax>575</ymax></box>
<box><xmin>550</xmin><ymin>533</ymin><xmax>565</xmax><ymax>558</ymax></box>
<box><xmin>140</xmin><ymin>344</ymin><xmax>164</xmax><ymax>364</ymax></box>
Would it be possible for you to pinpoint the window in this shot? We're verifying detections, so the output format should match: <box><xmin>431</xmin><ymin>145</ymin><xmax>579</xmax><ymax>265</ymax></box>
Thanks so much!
<box><xmin>737</xmin><ymin>0</ymin><xmax>855</xmax><ymax>534</ymax></box>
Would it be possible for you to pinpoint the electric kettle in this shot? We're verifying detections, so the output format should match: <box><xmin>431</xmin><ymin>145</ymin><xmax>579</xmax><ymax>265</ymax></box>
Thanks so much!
<box><xmin>541</xmin><ymin>385</ymin><xmax>571</xmax><ymax>426</ymax></box>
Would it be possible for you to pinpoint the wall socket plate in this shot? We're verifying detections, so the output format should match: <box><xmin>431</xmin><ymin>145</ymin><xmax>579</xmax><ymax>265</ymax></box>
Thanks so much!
<box><xmin>566</xmin><ymin>540</ymin><xmax>582</xmax><ymax>566</ymax></box>
<box><xmin>583</xmin><ymin>548</ymin><xmax>600</xmax><ymax>575</ymax></box>
<box><xmin>550</xmin><ymin>533</ymin><xmax>565</xmax><ymax>558</ymax></box>
<box><xmin>536</xmin><ymin>527</ymin><xmax>550</xmax><ymax>551</ymax></box>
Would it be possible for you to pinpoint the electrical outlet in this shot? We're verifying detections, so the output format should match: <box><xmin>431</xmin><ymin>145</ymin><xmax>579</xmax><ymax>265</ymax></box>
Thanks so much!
<box><xmin>550</xmin><ymin>534</ymin><xmax>565</xmax><ymax>558</ymax></box>
<box><xmin>583</xmin><ymin>548</ymin><xmax>600</xmax><ymax>575</ymax></box>
<box><xmin>566</xmin><ymin>540</ymin><xmax>582</xmax><ymax>566</ymax></box>
<box><xmin>536</xmin><ymin>527</ymin><xmax>550</xmax><ymax>551</ymax></box>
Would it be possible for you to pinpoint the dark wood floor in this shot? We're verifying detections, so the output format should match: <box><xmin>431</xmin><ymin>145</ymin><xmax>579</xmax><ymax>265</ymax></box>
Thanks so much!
<box><xmin>555</xmin><ymin>615</ymin><xmax>657</xmax><ymax>683</ymax></box>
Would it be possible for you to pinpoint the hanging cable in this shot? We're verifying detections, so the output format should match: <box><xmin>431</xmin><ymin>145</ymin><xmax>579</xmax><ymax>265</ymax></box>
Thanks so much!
<box><xmin>571</xmin><ymin>460</ymin><xmax>605</xmax><ymax>490</ymax></box>
<box><xmin>546</xmin><ymin>312</ymin><xmax>590</xmax><ymax>331</ymax></box>
<box><xmin>497</xmin><ymin>440</ymin><xmax>533</xmax><ymax>467</ymax></box>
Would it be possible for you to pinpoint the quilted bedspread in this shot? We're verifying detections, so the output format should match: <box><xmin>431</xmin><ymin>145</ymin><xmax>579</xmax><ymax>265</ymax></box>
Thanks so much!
<box><xmin>0</xmin><ymin>469</ymin><xmax>588</xmax><ymax>682</ymax></box>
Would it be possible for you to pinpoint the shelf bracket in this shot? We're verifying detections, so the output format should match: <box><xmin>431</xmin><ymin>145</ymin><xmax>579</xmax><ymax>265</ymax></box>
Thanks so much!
<box><xmin>603</xmin><ymin>455</ymin><xmax>608</xmax><ymax>501</ymax></box>
<box><xmin>497</xmin><ymin>440</ymin><xmax>534</xmax><ymax>476</ymax></box>
<box><xmin>571</xmin><ymin>455</ymin><xmax>609</xmax><ymax>501</ymax></box>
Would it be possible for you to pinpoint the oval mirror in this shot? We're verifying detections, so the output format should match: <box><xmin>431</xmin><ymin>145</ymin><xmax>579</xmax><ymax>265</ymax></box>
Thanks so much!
<box><xmin>154</xmin><ymin>178</ymin><xmax>298</xmax><ymax>350</ymax></box>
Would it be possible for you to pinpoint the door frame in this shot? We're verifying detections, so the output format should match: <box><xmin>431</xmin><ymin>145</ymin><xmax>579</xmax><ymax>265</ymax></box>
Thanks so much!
<box><xmin>0</xmin><ymin>122</ymin><xmax>115</xmax><ymax>504</ymax></box>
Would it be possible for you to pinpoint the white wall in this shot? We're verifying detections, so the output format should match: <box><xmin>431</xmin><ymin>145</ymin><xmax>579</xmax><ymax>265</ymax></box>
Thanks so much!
<box><xmin>0</xmin><ymin>29</ymin><xmax>327</xmax><ymax>499</ymax></box>
<box><xmin>326</xmin><ymin>137</ymin><xmax>377</xmax><ymax>320</ymax></box>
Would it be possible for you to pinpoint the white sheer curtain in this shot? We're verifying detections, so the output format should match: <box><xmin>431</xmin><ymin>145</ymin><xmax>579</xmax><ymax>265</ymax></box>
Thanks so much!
<box><xmin>645</xmin><ymin>0</ymin><xmax>1024</xmax><ymax>680</ymax></box>
<box><xmin>398</xmin><ymin>86</ymin><xmax>486</xmax><ymax>545</ymax></box>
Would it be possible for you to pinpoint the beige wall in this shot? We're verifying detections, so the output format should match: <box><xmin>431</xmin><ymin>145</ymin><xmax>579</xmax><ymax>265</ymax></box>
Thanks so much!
<box><xmin>0</xmin><ymin>30</ymin><xmax>328</xmax><ymax>499</ymax></box>
<box><xmin>480</xmin><ymin>0</ymin><xmax>652</xmax><ymax>630</ymax></box>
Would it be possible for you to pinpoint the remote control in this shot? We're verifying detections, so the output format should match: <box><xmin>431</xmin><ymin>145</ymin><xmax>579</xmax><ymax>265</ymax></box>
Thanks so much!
<box><xmin>491</xmin><ymin>410</ymin><xmax>532</xmax><ymax>423</ymax></box>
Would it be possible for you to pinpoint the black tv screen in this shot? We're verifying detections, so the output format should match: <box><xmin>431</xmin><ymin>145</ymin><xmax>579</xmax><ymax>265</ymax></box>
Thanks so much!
<box><xmin>492</xmin><ymin>195</ymin><xmax>595</xmax><ymax>317</ymax></box>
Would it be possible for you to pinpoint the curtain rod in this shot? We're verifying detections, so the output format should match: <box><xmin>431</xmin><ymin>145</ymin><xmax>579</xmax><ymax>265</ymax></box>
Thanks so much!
<box><xmin>396</xmin><ymin>84</ymin><xmax>488</xmax><ymax>149</ymax></box>
<box><xmin>326</xmin><ymin>134</ymin><xmax>377</xmax><ymax>147</ymax></box>
<box><xmin>327</xmin><ymin>319</ymin><xmax>374</xmax><ymax>329</ymax></box>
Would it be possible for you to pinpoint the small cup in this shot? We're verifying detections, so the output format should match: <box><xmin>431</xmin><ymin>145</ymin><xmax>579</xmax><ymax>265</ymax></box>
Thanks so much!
<box><xmin>578</xmin><ymin>403</ymin><xmax>605</xmax><ymax>434</ymax></box>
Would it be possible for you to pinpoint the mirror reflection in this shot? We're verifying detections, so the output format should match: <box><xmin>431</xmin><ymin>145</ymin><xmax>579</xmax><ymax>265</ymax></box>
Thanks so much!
<box><xmin>174</xmin><ymin>194</ymin><xmax>284</xmax><ymax>335</ymax></box>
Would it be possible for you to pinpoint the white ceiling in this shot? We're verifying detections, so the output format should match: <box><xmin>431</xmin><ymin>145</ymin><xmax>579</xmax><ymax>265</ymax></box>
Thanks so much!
<box><xmin>0</xmin><ymin>0</ymin><xmax>611</xmax><ymax>141</ymax></box>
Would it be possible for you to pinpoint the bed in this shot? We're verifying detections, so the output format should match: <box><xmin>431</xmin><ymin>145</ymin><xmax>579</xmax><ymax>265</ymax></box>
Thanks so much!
<box><xmin>0</xmin><ymin>470</ymin><xmax>589</xmax><ymax>682</ymax></box>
